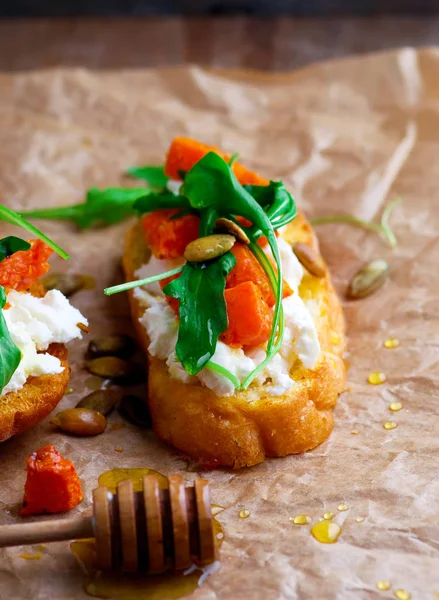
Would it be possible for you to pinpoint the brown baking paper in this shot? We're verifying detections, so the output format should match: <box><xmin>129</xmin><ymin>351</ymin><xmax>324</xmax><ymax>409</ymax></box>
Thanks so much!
<box><xmin>0</xmin><ymin>47</ymin><xmax>438</xmax><ymax>600</ymax></box>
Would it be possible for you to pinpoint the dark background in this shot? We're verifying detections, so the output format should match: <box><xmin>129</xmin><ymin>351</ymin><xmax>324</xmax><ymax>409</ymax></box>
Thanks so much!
<box><xmin>2</xmin><ymin>0</ymin><xmax>439</xmax><ymax>17</ymax></box>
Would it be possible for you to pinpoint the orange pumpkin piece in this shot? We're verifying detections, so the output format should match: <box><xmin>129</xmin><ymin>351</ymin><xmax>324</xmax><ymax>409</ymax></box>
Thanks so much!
<box><xmin>165</xmin><ymin>137</ymin><xmax>269</xmax><ymax>186</ymax></box>
<box><xmin>226</xmin><ymin>244</ymin><xmax>292</xmax><ymax>307</ymax></box>
<box><xmin>20</xmin><ymin>445</ymin><xmax>83</xmax><ymax>516</ymax></box>
<box><xmin>142</xmin><ymin>209</ymin><xmax>200</xmax><ymax>259</ymax></box>
<box><xmin>0</xmin><ymin>239</ymin><xmax>53</xmax><ymax>293</ymax></box>
<box><xmin>220</xmin><ymin>281</ymin><xmax>272</xmax><ymax>349</ymax></box>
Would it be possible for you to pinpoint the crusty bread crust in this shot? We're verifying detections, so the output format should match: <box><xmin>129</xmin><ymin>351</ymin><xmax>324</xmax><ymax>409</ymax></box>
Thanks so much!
<box><xmin>0</xmin><ymin>343</ymin><xmax>70</xmax><ymax>443</ymax></box>
<box><xmin>123</xmin><ymin>212</ymin><xmax>346</xmax><ymax>469</ymax></box>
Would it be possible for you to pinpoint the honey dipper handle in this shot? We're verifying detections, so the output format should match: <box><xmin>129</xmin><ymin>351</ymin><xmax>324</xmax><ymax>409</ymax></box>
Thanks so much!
<box><xmin>0</xmin><ymin>514</ymin><xmax>94</xmax><ymax>548</ymax></box>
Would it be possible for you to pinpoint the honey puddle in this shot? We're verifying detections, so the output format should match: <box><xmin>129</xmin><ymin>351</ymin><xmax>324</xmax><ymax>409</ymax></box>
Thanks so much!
<box><xmin>70</xmin><ymin>468</ymin><xmax>224</xmax><ymax>600</ymax></box>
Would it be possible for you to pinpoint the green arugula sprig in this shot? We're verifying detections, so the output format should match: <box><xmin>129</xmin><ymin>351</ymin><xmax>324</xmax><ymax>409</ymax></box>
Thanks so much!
<box><xmin>19</xmin><ymin>188</ymin><xmax>152</xmax><ymax>230</ymax></box>
<box><xmin>163</xmin><ymin>253</ymin><xmax>236</xmax><ymax>375</ymax></box>
<box><xmin>19</xmin><ymin>166</ymin><xmax>170</xmax><ymax>230</ymax></box>
<box><xmin>105</xmin><ymin>153</ymin><xmax>298</xmax><ymax>390</ymax></box>
<box><xmin>0</xmin><ymin>206</ymin><xmax>70</xmax><ymax>260</ymax></box>
<box><xmin>311</xmin><ymin>197</ymin><xmax>402</xmax><ymax>249</ymax></box>
<box><xmin>0</xmin><ymin>206</ymin><xmax>70</xmax><ymax>394</ymax></box>
<box><xmin>105</xmin><ymin>266</ymin><xmax>185</xmax><ymax>296</ymax></box>
<box><xmin>182</xmin><ymin>153</ymin><xmax>285</xmax><ymax>358</ymax></box>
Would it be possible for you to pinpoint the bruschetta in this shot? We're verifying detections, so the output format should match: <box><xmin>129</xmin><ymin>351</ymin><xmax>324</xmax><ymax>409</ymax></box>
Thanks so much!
<box><xmin>0</xmin><ymin>209</ymin><xmax>88</xmax><ymax>442</ymax></box>
<box><xmin>115</xmin><ymin>138</ymin><xmax>346</xmax><ymax>468</ymax></box>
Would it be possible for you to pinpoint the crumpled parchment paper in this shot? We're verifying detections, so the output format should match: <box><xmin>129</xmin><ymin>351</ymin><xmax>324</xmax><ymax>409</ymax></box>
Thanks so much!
<box><xmin>0</xmin><ymin>47</ymin><xmax>438</xmax><ymax>600</ymax></box>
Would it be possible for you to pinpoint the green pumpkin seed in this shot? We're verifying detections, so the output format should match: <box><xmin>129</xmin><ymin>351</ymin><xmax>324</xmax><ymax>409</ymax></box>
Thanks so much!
<box><xmin>76</xmin><ymin>389</ymin><xmax>120</xmax><ymax>416</ymax></box>
<box><xmin>293</xmin><ymin>243</ymin><xmax>326</xmax><ymax>278</ymax></box>
<box><xmin>88</xmin><ymin>335</ymin><xmax>137</xmax><ymax>359</ymax></box>
<box><xmin>118</xmin><ymin>395</ymin><xmax>152</xmax><ymax>428</ymax></box>
<box><xmin>184</xmin><ymin>234</ymin><xmax>235</xmax><ymax>263</ymax></box>
<box><xmin>41</xmin><ymin>273</ymin><xmax>95</xmax><ymax>297</ymax></box>
<box><xmin>86</xmin><ymin>356</ymin><xmax>134</xmax><ymax>379</ymax></box>
<box><xmin>215</xmin><ymin>218</ymin><xmax>250</xmax><ymax>245</ymax></box>
<box><xmin>347</xmin><ymin>258</ymin><xmax>389</xmax><ymax>299</ymax></box>
<box><xmin>50</xmin><ymin>408</ymin><xmax>107</xmax><ymax>436</ymax></box>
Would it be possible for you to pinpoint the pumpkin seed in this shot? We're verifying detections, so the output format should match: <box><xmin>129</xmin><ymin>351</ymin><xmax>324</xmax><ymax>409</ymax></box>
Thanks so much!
<box><xmin>50</xmin><ymin>408</ymin><xmax>107</xmax><ymax>436</ymax></box>
<box><xmin>86</xmin><ymin>356</ymin><xmax>134</xmax><ymax>379</ymax></box>
<box><xmin>347</xmin><ymin>258</ymin><xmax>389</xmax><ymax>299</ymax></box>
<box><xmin>118</xmin><ymin>395</ymin><xmax>152</xmax><ymax>428</ymax></box>
<box><xmin>76</xmin><ymin>389</ymin><xmax>120</xmax><ymax>416</ymax></box>
<box><xmin>215</xmin><ymin>218</ymin><xmax>250</xmax><ymax>245</ymax></box>
<box><xmin>88</xmin><ymin>335</ymin><xmax>137</xmax><ymax>359</ymax></box>
<box><xmin>41</xmin><ymin>273</ymin><xmax>94</xmax><ymax>297</ymax></box>
<box><xmin>184</xmin><ymin>234</ymin><xmax>235</xmax><ymax>263</ymax></box>
<box><xmin>293</xmin><ymin>243</ymin><xmax>326</xmax><ymax>278</ymax></box>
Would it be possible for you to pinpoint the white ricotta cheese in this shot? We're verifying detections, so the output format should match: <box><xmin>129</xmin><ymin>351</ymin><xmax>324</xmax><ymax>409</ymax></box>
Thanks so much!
<box><xmin>139</xmin><ymin>300</ymin><xmax>179</xmax><ymax>360</ymax></box>
<box><xmin>265</xmin><ymin>237</ymin><xmax>304</xmax><ymax>293</ymax></box>
<box><xmin>135</xmin><ymin>236</ymin><xmax>321</xmax><ymax>397</ymax></box>
<box><xmin>2</xmin><ymin>289</ymin><xmax>88</xmax><ymax>396</ymax></box>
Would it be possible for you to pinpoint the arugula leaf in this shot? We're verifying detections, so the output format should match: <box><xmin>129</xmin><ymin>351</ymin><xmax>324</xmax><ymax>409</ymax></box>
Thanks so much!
<box><xmin>126</xmin><ymin>165</ymin><xmax>169</xmax><ymax>189</ymax></box>
<box><xmin>182</xmin><ymin>152</ymin><xmax>283</xmax><ymax>353</ymax></box>
<box><xmin>19</xmin><ymin>188</ymin><xmax>151</xmax><ymax>230</ymax></box>
<box><xmin>163</xmin><ymin>252</ymin><xmax>236</xmax><ymax>375</ymax></box>
<box><xmin>133</xmin><ymin>190</ymin><xmax>191</xmax><ymax>215</ymax></box>
<box><xmin>0</xmin><ymin>286</ymin><xmax>21</xmax><ymax>395</ymax></box>
<box><xmin>0</xmin><ymin>237</ymin><xmax>31</xmax><ymax>262</ymax></box>
<box><xmin>244</xmin><ymin>181</ymin><xmax>297</xmax><ymax>229</ymax></box>
<box><xmin>0</xmin><ymin>206</ymin><xmax>69</xmax><ymax>260</ymax></box>
<box><xmin>83</xmin><ymin>188</ymin><xmax>150</xmax><ymax>227</ymax></box>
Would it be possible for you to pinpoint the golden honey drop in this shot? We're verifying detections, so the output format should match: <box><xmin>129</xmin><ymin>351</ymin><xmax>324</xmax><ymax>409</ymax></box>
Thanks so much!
<box><xmin>384</xmin><ymin>338</ymin><xmax>400</xmax><ymax>348</ymax></box>
<box><xmin>394</xmin><ymin>590</ymin><xmax>411</xmax><ymax>600</ymax></box>
<box><xmin>389</xmin><ymin>401</ymin><xmax>403</xmax><ymax>412</ymax></box>
<box><xmin>323</xmin><ymin>512</ymin><xmax>334</xmax><ymax>520</ymax></box>
<box><xmin>368</xmin><ymin>371</ymin><xmax>386</xmax><ymax>385</ymax></box>
<box><xmin>377</xmin><ymin>580</ymin><xmax>392</xmax><ymax>591</ymax></box>
<box><xmin>384</xmin><ymin>421</ymin><xmax>398</xmax><ymax>430</ymax></box>
<box><xmin>351</xmin><ymin>430</ymin><xmax>359</xmax><ymax>435</ymax></box>
<box><xmin>239</xmin><ymin>509</ymin><xmax>250</xmax><ymax>519</ymax></box>
<box><xmin>290</xmin><ymin>514</ymin><xmax>310</xmax><ymax>525</ymax></box>
<box><xmin>310</xmin><ymin>521</ymin><xmax>341</xmax><ymax>544</ymax></box>
<box><xmin>337</xmin><ymin>503</ymin><xmax>349</xmax><ymax>512</ymax></box>
<box><xmin>19</xmin><ymin>552</ymin><xmax>42</xmax><ymax>560</ymax></box>
<box><xmin>355</xmin><ymin>517</ymin><xmax>365</xmax><ymax>523</ymax></box>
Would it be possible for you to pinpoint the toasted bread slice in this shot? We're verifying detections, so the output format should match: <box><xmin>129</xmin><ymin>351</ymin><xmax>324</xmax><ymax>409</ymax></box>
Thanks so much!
<box><xmin>123</xmin><ymin>210</ymin><xmax>346</xmax><ymax>469</ymax></box>
<box><xmin>0</xmin><ymin>343</ymin><xmax>70</xmax><ymax>443</ymax></box>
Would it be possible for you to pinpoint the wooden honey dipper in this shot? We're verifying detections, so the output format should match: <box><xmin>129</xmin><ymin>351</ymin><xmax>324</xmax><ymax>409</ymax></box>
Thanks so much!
<box><xmin>0</xmin><ymin>474</ymin><xmax>216</xmax><ymax>574</ymax></box>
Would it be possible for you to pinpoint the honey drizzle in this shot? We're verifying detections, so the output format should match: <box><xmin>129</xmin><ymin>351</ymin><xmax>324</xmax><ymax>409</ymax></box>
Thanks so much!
<box><xmin>71</xmin><ymin>468</ymin><xmax>224</xmax><ymax>600</ymax></box>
